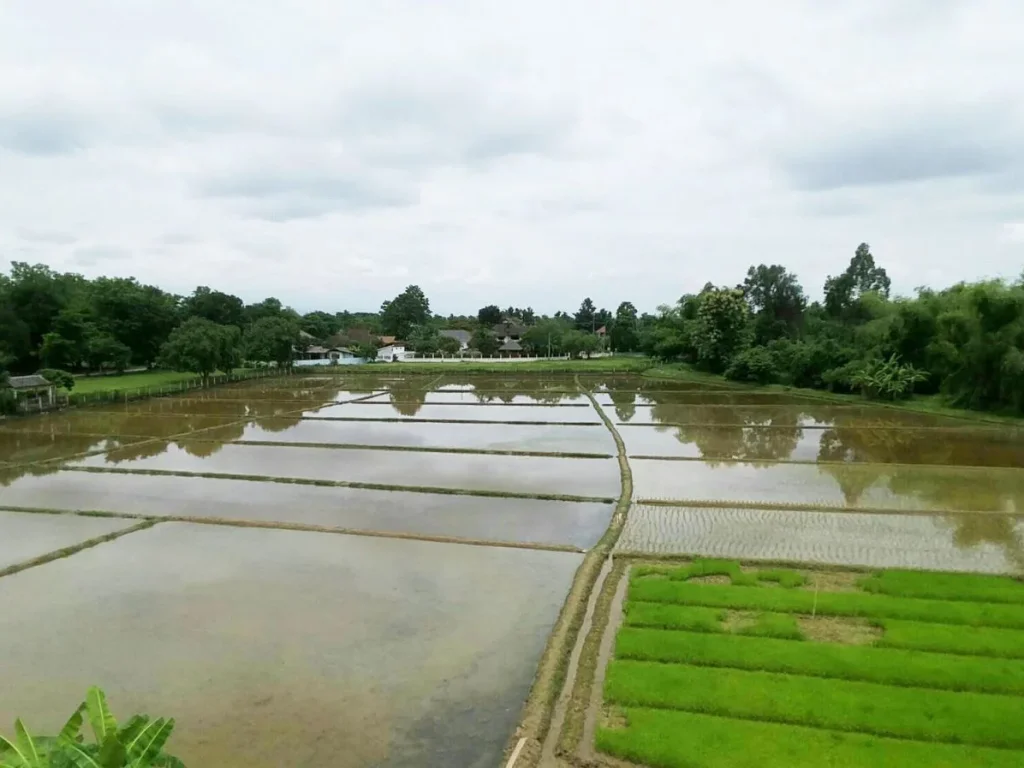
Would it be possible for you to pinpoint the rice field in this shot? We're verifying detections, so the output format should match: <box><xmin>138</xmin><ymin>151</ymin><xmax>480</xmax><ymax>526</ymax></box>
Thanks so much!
<box><xmin>0</xmin><ymin>371</ymin><xmax>1021</xmax><ymax>768</ymax></box>
<box><xmin>597</xmin><ymin>560</ymin><xmax>1024</xmax><ymax>768</ymax></box>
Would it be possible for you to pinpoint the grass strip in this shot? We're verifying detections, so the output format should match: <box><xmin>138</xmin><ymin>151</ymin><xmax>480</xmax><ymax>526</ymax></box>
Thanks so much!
<box><xmin>597</xmin><ymin>707</ymin><xmax>1024</xmax><ymax>768</ymax></box>
<box><xmin>614</xmin><ymin>627</ymin><xmax>1024</xmax><ymax>696</ymax></box>
<box><xmin>630</xmin><ymin>580</ymin><xmax>1024</xmax><ymax>629</ymax></box>
<box><xmin>604</xmin><ymin>659</ymin><xmax>1024</xmax><ymax>748</ymax></box>
<box><xmin>62</xmin><ymin>465</ymin><xmax>615</xmax><ymax>504</ymax></box>
<box><xmin>736</xmin><ymin>612</ymin><xmax>804</xmax><ymax>639</ymax></box>
<box><xmin>860</xmin><ymin>570</ymin><xmax>1024</xmax><ymax>604</ymax></box>
<box><xmin>876</xmin><ymin>619</ymin><xmax>1024</xmax><ymax>660</ymax></box>
<box><xmin>638</xmin><ymin>558</ymin><xmax>806</xmax><ymax>588</ymax></box>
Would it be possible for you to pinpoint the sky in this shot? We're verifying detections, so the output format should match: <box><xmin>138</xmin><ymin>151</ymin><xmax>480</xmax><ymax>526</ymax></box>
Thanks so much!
<box><xmin>1</xmin><ymin>0</ymin><xmax>1022</xmax><ymax>316</ymax></box>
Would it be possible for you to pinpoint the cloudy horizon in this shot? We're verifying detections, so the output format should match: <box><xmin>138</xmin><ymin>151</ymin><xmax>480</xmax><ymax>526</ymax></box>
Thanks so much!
<box><xmin>1</xmin><ymin>0</ymin><xmax>1022</xmax><ymax>315</ymax></box>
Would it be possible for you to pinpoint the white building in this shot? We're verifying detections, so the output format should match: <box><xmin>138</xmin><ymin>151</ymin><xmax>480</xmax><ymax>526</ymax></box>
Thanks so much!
<box><xmin>377</xmin><ymin>342</ymin><xmax>411</xmax><ymax>362</ymax></box>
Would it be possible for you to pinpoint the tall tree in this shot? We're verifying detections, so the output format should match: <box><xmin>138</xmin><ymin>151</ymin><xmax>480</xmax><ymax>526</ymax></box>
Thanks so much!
<box><xmin>477</xmin><ymin>305</ymin><xmax>503</xmax><ymax>327</ymax></box>
<box><xmin>159</xmin><ymin>317</ymin><xmax>237</xmax><ymax>384</ymax></box>
<box><xmin>185</xmin><ymin>286</ymin><xmax>245</xmax><ymax>327</ymax></box>
<box><xmin>743</xmin><ymin>264</ymin><xmax>807</xmax><ymax>343</ymax></box>
<box><xmin>824</xmin><ymin>243</ymin><xmax>891</xmax><ymax>318</ymax></box>
<box><xmin>575</xmin><ymin>298</ymin><xmax>597</xmax><ymax>331</ymax></box>
<box><xmin>610</xmin><ymin>301</ymin><xmax>640</xmax><ymax>352</ymax></box>
<box><xmin>244</xmin><ymin>316</ymin><xmax>301</xmax><ymax>369</ymax></box>
<box><xmin>89</xmin><ymin>277</ymin><xmax>178</xmax><ymax>366</ymax></box>
<box><xmin>695</xmin><ymin>287</ymin><xmax>752</xmax><ymax>372</ymax></box>
<box><xmin>380</xmin><ymin>285</ymin><xmax>431</xmax><ymax>338</ymax></box>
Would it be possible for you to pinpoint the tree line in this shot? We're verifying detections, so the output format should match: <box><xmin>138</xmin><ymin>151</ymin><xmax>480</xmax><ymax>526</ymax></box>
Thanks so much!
<box><xmin>3</xmin><ymin>244</ymin><xmax>1024</xmax><ymax>415</ymax></box>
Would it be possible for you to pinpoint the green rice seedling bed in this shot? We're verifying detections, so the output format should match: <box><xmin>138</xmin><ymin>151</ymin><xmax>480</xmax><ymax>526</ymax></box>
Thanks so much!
<box><xmin>614</xmin><ymin>627</ymin><xmax>1024</xmax><ymax>695</ymax></box>
<box><xmin>859</xmin><ymin>570</ymin><xmax>1024</xmax><ymax>604</ymax></box>
<box><xmin>875</xmin><ymin>619</ymin><xmax>1024</xmax><ymax>660</ymax></box>
<box><xmin>629</xmin><ymin>581</ymin><xmax>1024</xmax><ymax>628</ymax></box>
<box><xmin>597</xmin><ymin>708</ymin><xmax>1024</xmax><ymax>768</ymax></box>
<box><xmin>636</xmin><ymin>558</ymin><xmax>805</xmax><ymax>588</ymax></box>
<box><xmin>604</xmin><ymin>659</ymin><xmax>1024</xmax><ymax>748</ymax></box>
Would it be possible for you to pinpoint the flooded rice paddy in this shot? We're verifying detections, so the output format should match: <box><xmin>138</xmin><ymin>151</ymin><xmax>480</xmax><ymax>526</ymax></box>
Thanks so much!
<box><xmin>1</xmin><ymin>371</ymin><xmax>1022</xmax><ymax>765</ymax></box>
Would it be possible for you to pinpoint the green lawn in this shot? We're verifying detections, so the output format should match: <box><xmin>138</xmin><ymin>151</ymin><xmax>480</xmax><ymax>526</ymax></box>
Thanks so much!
<box><xmin>71</xmin><ymin>370</ymin><xmax>201</xmax><ymax>394</ymax></box>
<box><xmin>597</xmin><ymin>561</ymin><xmax>1024</xmax><ymax>767</ymax></box>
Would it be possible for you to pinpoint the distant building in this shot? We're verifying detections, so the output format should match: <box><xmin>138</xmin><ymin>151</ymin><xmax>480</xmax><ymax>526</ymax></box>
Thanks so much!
<box><xmin>377</xmin><ymin>342</ymin><xmax>411</xmax><ymax>362</ymax></box>
<box><xmin>498</xmin><ymin>340</ymin><xmax>523</xmax><ymax>358</ymax></box>
<box><xmin>8</xmin><ymin>375</ymin><xmax>56</xmax><ymax>409</ymax></box>
<box><xmin>493</xmin><ymin>322</ymin><xmax>527</xmax><ymax>344</ymax></box>
<box><xmin>439</xmin><ymin>329</ymin><xmax>471</xmax><ymax>350</ymax></box>
<box><xmin>595</xmin><ymin>325</ymin><xmax>607</xmax><ymax>337</ymax></box>
<box><xmin>294</xmin><ymin>345</ymin><xmax>358</xmax><ymax>367</ymax></box>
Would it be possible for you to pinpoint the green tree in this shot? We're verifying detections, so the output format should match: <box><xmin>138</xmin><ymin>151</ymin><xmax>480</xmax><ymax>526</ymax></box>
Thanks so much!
<box><xmin>39</xmin><ymin>332</ymin><xmax>80</xmax><ymax>370</ymax></box>
<box><xmin>522</xmin><ymin>318</ymin><xmax>571</xmax><ymax>356</ymax></box>
<box><xmin>160</xmin><ymin>317</ymin><xmax>235</xmax><ymax>384</ymax></box>
<box><xmin>408</xmin><ymin>324</ymin><xmax>440</xmax><ymax>355</ymax></box>
<box><xmin>743</xmin><ymin>264</ymin><xmax>806</xmax><ymax>343</ymax></box>
<box><xmin>437</xmin><ymin>336</ymin><xmax>462</xmax><ymax>355</ymax></box>
<box><xmin>477</xmin><ymin>305</ymin><xmax>503</xmax><ymax>327</ymax></box>
<box><xmin>85</xmin><ymin>332</ymin><xmax>132</xmax><ymax>373</ymax></box>
<box><xmin>562</xmin><ymin>330</ymin><xmax>601</xmax><ymax>358</ymax></box>
<box><xmin>470</xmin><ymin>328</ymin><xmax>499</xmax><ymax>356</ymax></box>
<box><xmin>244</xmin><ymin>316</ymin><xmax>300</xmax><ymax>369</ymax></box>
<box><xmin>695</xmin><ymin>286</ymin><xmax>752</xmax><ymax>372</ymax></box>
<box><xmin>89</xmin><ymin>277</ymin><xmax>179</xmax><ymax>367</ymax></box>
<box><xmin>610</xmin><ymin>301</ymin><xmax>639</xmax><ymax>352</ymax></box>
<box><xmin>299</xmin><ymin>310</ymin><xmax>339</xmax><ymax>340</ymax></box>
<box><xmin>824</xmin><ymin>243</ymin><xmax>891</xmax><ymax>318</ymax></box>
<box><xmin>352</xmin><ymin>341</ymin><xmax>380</xmax><ymax>361</ymax></box>
<box><xmin>244</xmin><ymin>297</ymin><xmax>288</xmax><ymax>325</ymax></box>
<box><xmin>37</xmin><ymin>368</ymin><xmax>75</xmax><ymax>391</ymax></box>
<box><xmin>184</xmin><ymin>286</ymin><xmax>245</xmax><ymax>327</ymax></box>
<box><xmin>574</xmin><ymin>297</ymin><xmax>597</xmax><ymax>331</ymax></box>
<box><xmin>380</xmin><ymin>285</ymin><xmax>431</xmax><ymax>338</ymax></box>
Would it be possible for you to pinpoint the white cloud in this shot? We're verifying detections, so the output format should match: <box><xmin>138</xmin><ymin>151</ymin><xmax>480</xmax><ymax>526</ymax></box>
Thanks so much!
<box><xmin>1</xmin><ymin>0</ymin><xmax>1023</xmax><ymax>313</ymax></box>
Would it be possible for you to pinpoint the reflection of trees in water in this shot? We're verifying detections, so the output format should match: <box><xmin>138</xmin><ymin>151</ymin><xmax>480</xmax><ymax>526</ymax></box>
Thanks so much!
<box><xmin>0</xmin><ymin>432</ymin><xmax>139</xmax><ymax>486</ymax></box>
<box><xmin>818</xmin><ymin>427</ymin><xmax>1024</xmax><ymax>469</ymax></box>
<box><xmin>384</xmin><ymin>381</ymin><xmax>429</xmax><ymax>417</ymax></box>
<box><xmin>606</xmin><ymin>390</ymin><xmax>637</xmax><ymax>423</ymax></box>
<box><xmin>943</xmin><ymin>515</ymin><xmax>1024</xmax><ymax>575</ymax></box>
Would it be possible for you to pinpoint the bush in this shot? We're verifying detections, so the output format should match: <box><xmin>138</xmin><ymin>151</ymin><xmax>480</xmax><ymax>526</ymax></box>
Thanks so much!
<box><xmin>724</xmin><ymin>347</ymin><xmax>777</xmax><ymax>384</ymax></box>
<box><xmin>38</xmin><ymin>368</ymin><xmax>75</xmax><ymax>391</ymax></box>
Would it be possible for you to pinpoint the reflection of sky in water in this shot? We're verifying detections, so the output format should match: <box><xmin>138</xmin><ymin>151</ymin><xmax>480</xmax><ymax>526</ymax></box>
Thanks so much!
<box><xmin>0</xmin><ymin>524</ymin><xmax>583</xmax><ymax>768</ymax></box>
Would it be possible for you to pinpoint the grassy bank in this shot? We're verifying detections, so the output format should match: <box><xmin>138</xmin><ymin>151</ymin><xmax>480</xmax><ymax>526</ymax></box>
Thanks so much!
<box><xmin>72</xmin><ymin>370</ymin><xmax>202</xmax><ymax>393</ymax></box>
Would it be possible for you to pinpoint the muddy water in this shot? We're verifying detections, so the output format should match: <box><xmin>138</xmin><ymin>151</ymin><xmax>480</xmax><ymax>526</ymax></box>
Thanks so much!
<box><xmin>415</xmin><ymin>392</ymin><xmax>591</xmax><ymax>405</ymax></box>
<box><xmin>323</xmin><ymin>403</ymin><xmax>602</xmax><ymax>422</ymax></box>
<box><xmin>608</xmin><ymin>402</ymin><xmax>972</xmax><ymax>428</ymax></box>
<box><xmin>1</xmin><ymin>411</ymin><xmax>243</xmax><ymax>438</ymax></box>
<box><xmin>619</xmin><ymin>424</ymin><xmax>1024</xmax><ymax>468</ymax></box>
<box><xmin>0</xmin><ymin>510</ymin><xmax>134</xmax><ymax>568</ymax></box>
<box><xmin>593</xmin><ymin>391</ymin><xmax>828</xmax><ymax>407</ymax></box>
<box><xmin>72</xmin><ymin>443</ymin><xmax>620</xmax><ymax>497</ymax></box>
<box><xmin>0</xmin><ymin>523</ymin><xmax>583</xmax><ymax>767</ymax></box>
<box><xmin>0</xmin><ymin>473</ymin><xmax>613</xmax><ymax>548</ymax></box>
<box><xmin>198</xmin><ymin>419</ymin><xmax>615</xmax><ymax>455</ymax></box>
<box><xmin>631</xmin><ymin>459</ymin><xmax>1024</xmax><ymax>512</ymax></box>
<box><xmin>0</xmin><ymin>430</ymin><xmax>147</xmax><ymax>466</ymax></box>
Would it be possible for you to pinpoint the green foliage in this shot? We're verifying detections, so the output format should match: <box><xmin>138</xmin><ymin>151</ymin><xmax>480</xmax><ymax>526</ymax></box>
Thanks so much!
<box><xmin>351</xmin><ymin>341</ymin><xmax>380</xmax><ymax>361</ymax></box>
<box><xmin>610</xmin><ymin>301</ymin><xmax>639</xmax><ymax>352</ymax></box>
<box><xmin>183</xmin><ymin>286</ymin><xmax>244</xmax><ymax>327</ymax></box>
<box><xmin>436</xmin><ymin>336</ymin><xmax>462</xmax><ymax>355</ymax></box>
<box><xmin>380</xmin><ymin>285</ymin><xmax>430</xmax><ymax>339</ymax></box>
<box><xmin>521</xmin><ymin>318</ymin><xmax>571</xmax><ymax>356</ymax></box>
<box><xmin>598</xmin><ymin>707</ymin><xmax>1023</xmax><ymax>768</ymax></box>
<box><xmin>406</xmin><ymin>325</ymin><xmax>439</xmax><ymax>355</ymax></box>
<box><xmin>469</xmin><ymin>328</ymin><xmax>499</xmax><ymax>356</ymax></box>
<box><xmin>160</xmin><ymin>318</ymin><xmax>240</xmax><ymax>383</ymax></box>
<box><xmin>37</xmin><ymin>369</ymin><xmax>75</xmax><ymax>391</ymax></box>
<box><xmin>858</xmin><ymin>570</ymin><xmax>1024</xmax><ymax>604</ymax></box>
<box><xmin>243</xmin><ymin>317</ymin><xmax>299</xmax><ymax>369</ymax></box>
<box><xmin>561</xmin><ymin>330</ymin><xmax>601</xmax><ymax>358</ymax></box>
<box><xmin>743</xmin><ymin>264</ymin><xmax>806</xmax><ymax>343</ymax></box>
<box><xmin>724</xmin><ymin>346</ymin><xmax>777</xmax><ymax>384</ymax></box>
<box><xmin>875</xmin><ymin>620</ymin><xmax>1024</xmax><ymax>660</ymax></box>
<box><xmin>574</xmin><ymin>297</ymin><xmax>597</xmax><ymax>331</ymax></box>
<box><xmin>0</xmin><ymin>686</ymin><xmax>184</xmax><ymax>768</ymax></box>
<box><xmin>847</xmin><ymin>354</ymin><xmax>928</xmax><ymax>400</ymax></box>
<box><xmin>84</xmin><ymin>334</ymin><xmax>131</xmax><ymax>374</ymax></box>
<box><xmin>694</xmin><ymin>287</ymin><xmax>752</xmax><ymax>372</ymax></box>
<box><xmin>476</xmin><ymin>305</ymin><xmax>503</xmax><ymax>327</ymax></box>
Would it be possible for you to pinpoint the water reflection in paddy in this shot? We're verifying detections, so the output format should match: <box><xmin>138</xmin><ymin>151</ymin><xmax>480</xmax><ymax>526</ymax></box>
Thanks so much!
<box><xmin>0</xmin><ymin>523</ymin><xmax>583</xmax><ymax>767</ymax></box>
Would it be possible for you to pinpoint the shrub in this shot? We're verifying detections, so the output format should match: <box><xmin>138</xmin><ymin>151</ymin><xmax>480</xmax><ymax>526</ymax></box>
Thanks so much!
<box><xmin>38</xmin><ymin>368</ymin><xmax>75</xmax><ymax>391</ymax></box>
<box><xmin>724</xmin><ymin>347</ymin><xmax>777</xmax><ymax>384</ymax></box>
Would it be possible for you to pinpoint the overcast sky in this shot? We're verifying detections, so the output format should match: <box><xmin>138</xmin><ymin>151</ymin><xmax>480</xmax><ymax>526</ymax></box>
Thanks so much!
<box><xmin>1</xmin><ymin>0</ymin><xmax>1022</xmax><ymax>315</ymax></box>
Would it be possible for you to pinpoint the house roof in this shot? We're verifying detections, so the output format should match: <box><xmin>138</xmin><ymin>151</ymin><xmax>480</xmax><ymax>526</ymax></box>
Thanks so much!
<box><xmin>439</xmin><ymin>329</ymin><xmax>471</xmax><ymax>343</ymax></box>
<box><xmin>10</xmin><ymin>375</ymin><xmax>52</xmax><ymax>389</ymax></box>
<box><xmin>298</xmin><ymin>330</ymin><xmax>316</xmax><ymax>341</ymax></box>
<box><xmin>306</xmin><ymin>345</ymin><xmax>329</xmax><ymax>354</ymax></box>
<box><xmin>493</xmin><ymin>322</ymin><xmax>527</xmax><ymax>337</ymax></box>
<box><xmin>379</xmin><ymin>335</ymin><xmax>397</xmax><ymax>345</ymax></box>
<box><xmin>498</xmin><ymin>340</ymin><xmax>523</xmax><ymax>352</ymax></box>
<box><xmin>596</xmin><ymin>325</ymin><xmax>607</xmax><ymax>334</ymax></box>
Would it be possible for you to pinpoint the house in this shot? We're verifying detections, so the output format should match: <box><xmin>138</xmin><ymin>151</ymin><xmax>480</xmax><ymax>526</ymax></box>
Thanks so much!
<box><xmin>493</xmin><ymin>322</ymin><xmax>527</xmax><ymax>344</ymax></box>
<box><xmin>294</xmin><ymin>345</ymin><xmax>358</xmax><ymax>367</ymax></box>
<box><xmin>379</xmin><ymin>335</ymin><xmax>397</xmax><ymax>346</ymax></box>
<box><xmin>439</xmin><ymin>329</ymin><xmax>471</xmax><ymax>350</ymax></box>
<box><xmin>498</xmin><ymin>340</ymin><xmax>523</xmax><ymax>358</ymax></box>
<box><xmin>8</xmin><ymin>375</ymin><xmax>56</xmax><ymax>409</ymax></box>
<box><xmin>596</xmin><ymin>325</ymin><xmax>607</xmax><ymax>338</ymax></box>
<box><xmin>377</xmin><ymin>342</ymin><xmax>411</xmax><ymax>362</ymax></box>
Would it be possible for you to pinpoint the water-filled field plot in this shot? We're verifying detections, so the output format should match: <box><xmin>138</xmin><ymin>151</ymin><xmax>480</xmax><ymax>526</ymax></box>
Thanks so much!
<box><xmin>595</xmin><ymin>561</ymin><xmax>1024</xmax><ymax>768</ymax></box>
<box><xmin>3</xmin><ymin>372</ymin><xmax>1023</xmax><ymax>768</ymax></box>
